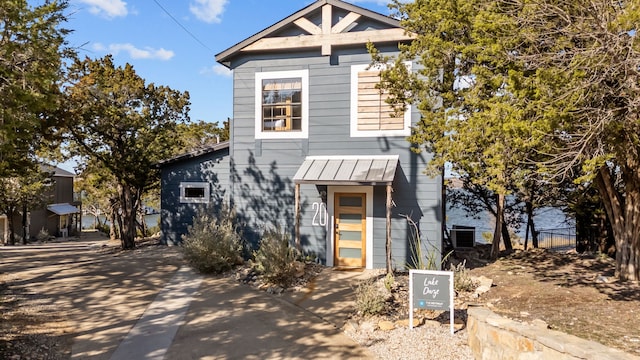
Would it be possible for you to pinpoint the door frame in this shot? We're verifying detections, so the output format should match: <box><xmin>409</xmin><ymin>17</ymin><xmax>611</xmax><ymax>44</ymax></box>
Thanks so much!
<box><xmin>327</xmin><ymin>186</ymin><xmax>373</xmax><ymax>269</ymax></box>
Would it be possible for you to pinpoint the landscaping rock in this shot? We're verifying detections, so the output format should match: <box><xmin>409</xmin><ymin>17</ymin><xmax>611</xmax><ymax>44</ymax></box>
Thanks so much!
<box><xmin>359</xmin><ymin>321</ymin><xmax>376</xmax><ymax>333</ymax></box>
<box><xmin>473</xmin><ymin>276</ymin><xmax>493</xmax><ymax>297</ymax></box>
<box><xmin>395</xmin><ymin>318</ymin><xmax>422</xmax><ymax>328</ymax></box>
<box><xmin>423</xmin><ymin>320</ymin><xmax>441</xmax><ymax>328</ymax></box>
<box><xmin>378</xmin><ymin>320</ymin><xmax>395</xmax><ymax>331</ymax></box>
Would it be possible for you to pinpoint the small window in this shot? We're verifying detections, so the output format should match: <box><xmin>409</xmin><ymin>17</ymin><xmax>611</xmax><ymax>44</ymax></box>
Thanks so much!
<box><xmin>179</xmin><ymin>182</ymin><xmax>210</xmax><ymax>204</ymax></box>
<box><xmin>350</xmin><ymin>63</ymin><xmax>412</xmax><ymax>138</ymax></box>
<box><xmin>255</xmin><ymin>70</ymin><xmax>309</xmax><ymax>139</ymax></box>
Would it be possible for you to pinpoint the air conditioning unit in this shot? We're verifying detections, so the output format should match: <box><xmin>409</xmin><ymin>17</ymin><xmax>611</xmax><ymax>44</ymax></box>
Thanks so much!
<box><xmin>451</xmin><ymin>225</ymin><xmax>475</xmax><ymax>248</ymax></box>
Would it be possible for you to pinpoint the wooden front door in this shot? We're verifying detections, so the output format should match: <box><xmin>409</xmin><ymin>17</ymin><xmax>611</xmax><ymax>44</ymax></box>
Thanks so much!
<box><xmin>334</xmin><ymin>193</ymin><xmax>366</xmax><ymax>267</ymax></box>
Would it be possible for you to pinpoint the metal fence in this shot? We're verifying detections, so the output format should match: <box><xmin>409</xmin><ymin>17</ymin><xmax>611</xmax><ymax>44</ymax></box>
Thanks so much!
<box><xmin>536</xmin><ymin>228</ymin><xmax>576</xmax><ymax>251</ymax></box>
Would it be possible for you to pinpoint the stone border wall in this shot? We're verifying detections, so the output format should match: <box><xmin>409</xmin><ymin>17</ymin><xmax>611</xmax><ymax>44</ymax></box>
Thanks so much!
<box><xmin>466</xmin><ymin>306</ymin><xmax>640</xmax><ymax>360</ymax></box>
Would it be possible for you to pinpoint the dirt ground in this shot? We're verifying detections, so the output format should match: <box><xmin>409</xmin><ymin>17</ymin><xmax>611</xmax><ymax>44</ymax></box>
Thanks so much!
<box><xmin>0</xmin><ymin>233</ymin><xmax>184</xmax><ymax>360</ymax></box>
<box><xmin>462</xmin><ymin>247</ymin><xmax>640</xmax><ymax>356</ymax></box>
<box><xmin>2</xmin><ymin>236</ymin><xmax>640</xmax><ymax>359</ymax></box>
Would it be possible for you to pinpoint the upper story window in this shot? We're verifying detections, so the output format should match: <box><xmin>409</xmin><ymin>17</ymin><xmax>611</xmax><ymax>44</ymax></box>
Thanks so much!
<box><xmin>255</xmin><ymin>70</ymin><xmax>309</xmax><ymax>139</ymax></box>
<box><xmin>350</xmin><ymin>63</ymin><xmax>412</xmax><ymax>138</ymax></box>
<box><xmin>179</xmin><ymin>182</ymin><xmax>210</xmax><ymax>204</ymax></box>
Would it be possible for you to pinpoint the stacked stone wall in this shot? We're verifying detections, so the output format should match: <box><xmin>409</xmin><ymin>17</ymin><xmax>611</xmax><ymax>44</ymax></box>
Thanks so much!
<box><xmin>467</xmin><ymin>306</ymin><xmax>640</xmax><ymax>360</ymax></box>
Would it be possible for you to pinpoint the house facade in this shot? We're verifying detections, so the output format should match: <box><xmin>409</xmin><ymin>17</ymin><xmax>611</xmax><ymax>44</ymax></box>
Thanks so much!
<box><xmin>32</xmin><ymin>166</ymin><xmax>81</xmax><ymax>238</ymax></box>
<box><xmin>158</xmin><ymin>142</ymin><xmax>230</xmax><ymax>245</ymax></box>
<box><xmin>1</xmin><ymin>166</ymin><xmax>80</xmax><ymax>244</ymax></box>
<box><xmin>160</xmin><ymin>0</ymin><xmax>443</xmax><ymax>269</ymax></box>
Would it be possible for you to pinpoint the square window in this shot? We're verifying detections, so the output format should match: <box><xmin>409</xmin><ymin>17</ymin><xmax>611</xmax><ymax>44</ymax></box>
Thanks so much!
<box><xmin>255</xmin><ymin>70</ymin><xmax>309</xmax><ymax>139</ymax></box>
<box><xmin>350</xmin><ymin>63</ymin><xmax>412</xmax><ymax>138</ymax></box>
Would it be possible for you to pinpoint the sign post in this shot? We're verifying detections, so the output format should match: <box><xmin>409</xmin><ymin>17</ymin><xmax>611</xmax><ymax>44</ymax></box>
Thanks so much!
<box><xmin>409</xmin><ymin>269</ymin><xmax>455</xmax><ymax>334</ymax></box>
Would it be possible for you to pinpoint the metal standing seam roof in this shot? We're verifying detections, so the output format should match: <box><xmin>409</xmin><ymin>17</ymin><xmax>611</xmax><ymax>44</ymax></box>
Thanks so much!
<box><xmin>47</xmin><ymin>203</ymin><xmax>80</xmax><ymax>216</ymax></box>
<box><xmin>293</xmin><ymin>155</ymin><xmax>399</xmax><ymax>185</ymax></box>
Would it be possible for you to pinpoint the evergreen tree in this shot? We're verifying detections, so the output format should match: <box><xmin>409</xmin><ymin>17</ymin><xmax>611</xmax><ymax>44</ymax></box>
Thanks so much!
<box><xmin>63</xmin><ymin>56</ymin><xmax>190</xmax><ymax>250</ymax></box>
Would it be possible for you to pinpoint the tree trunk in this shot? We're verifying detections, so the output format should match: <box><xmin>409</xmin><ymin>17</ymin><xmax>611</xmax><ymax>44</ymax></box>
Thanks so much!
<box><xmin>118</xmin><ymin>183</ymin><xmax>137</xmax><ymax>250</ymax></box>
<box><xmin>501</xmin><ymin>221</ymin><xmax>512</xmax><ymax>251</ymax></box>
<box><xmin>596</xmin><ymin>166</ymin><xmax>640</xmax><ymax>281</ymax></box>
<box><xmin>525</xmin><ymin>201</ymin><xmax>539</xmax><ymax>248</ymax></box>
<box><xmin>137</xmin><ymin>199</ymin><xmax>147</xmax><ymax>238</ymax></box>
<box><xmin>108</xmin><ymin>207</ymin><xmax>117</xmax><ymax>240</ymax></box>
<box><xmin>7</xmin><ymin>209</ymin><xmax>16</xmax><ymax>246</ymax></box>
<box><xmin>21</xmin><ymin>204</ymin><xmax>28</xmax><ymax>245</ymax></box>
<box><xmin>490</xmin><ymin>193</ymin><xmax>505</xmax><ymax>259</ymax></box>
<box><xmin>524</xmin><ymin>216</ymin><xmax>530</xmax><ymax>250</ymax></box>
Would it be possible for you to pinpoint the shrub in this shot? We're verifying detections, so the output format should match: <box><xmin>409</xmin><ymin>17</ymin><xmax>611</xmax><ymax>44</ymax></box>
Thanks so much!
<box><xmin>404</xmin><ymin>214</ymin><xmax>452</xmax><ymax>270</ymax></box>
<box><xmin>383</xmin><ymin>272</ymin><xmax>395</xmax><ymax>292</ymax></box>
<box><xmin>450</xmin><ymin>260</ymin><xmax>479</xmax><ymax>293</ymax></box>
<box><xmin>182</xmin><ymin>204</ymin><xmax>243</xmax><ymax>274</ymax></box>
<box><xmin>253</xmin><ymin>228</ymin><xmax>299</xmax><ymax>287</ymax></box>
<box><xmin>36</xmin><ymin>228</ymin><xmax>50</xmax><ymax>242</ymax></box>
<box><xmin>354</xmin><ymin>278</ymin><xmax>387</xmax><ymax>316</ymax></box>
<box><xmin>96</xmin><ymin>222</ymin><xmax>110</xmax><ymax>236</ymax></box>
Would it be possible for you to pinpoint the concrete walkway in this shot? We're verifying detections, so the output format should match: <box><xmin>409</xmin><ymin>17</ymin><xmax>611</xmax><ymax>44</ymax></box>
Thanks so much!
<box><xmin>164</xmin><ymin>273</ymin><xmax>371</xmax><ymax>360</ymax></box>
<box><xmin>110</xmin><ymin>266</ymin><xmax>203</xmax><ymax>360</ymax></box>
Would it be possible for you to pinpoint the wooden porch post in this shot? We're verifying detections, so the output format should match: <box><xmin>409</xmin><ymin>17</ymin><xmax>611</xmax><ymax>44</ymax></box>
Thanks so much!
<box><xmin>386</xmin><ymin>184</ymin><xmax>392</xmax><ymax>274</ymax></box>
<box><xmin>294</xmin><ymin>183</ymin><xmax>301</xmax><ymax>251</ymax></box>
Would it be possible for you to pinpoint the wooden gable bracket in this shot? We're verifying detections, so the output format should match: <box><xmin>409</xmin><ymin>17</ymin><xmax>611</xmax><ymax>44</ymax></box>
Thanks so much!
<box><xmin>245</xmin><ymin>4</ymin><xmax>413</xmax><ymax>56</ymax></box>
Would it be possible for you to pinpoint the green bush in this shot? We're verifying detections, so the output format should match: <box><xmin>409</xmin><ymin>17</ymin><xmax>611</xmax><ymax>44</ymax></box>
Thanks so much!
<box><xmin>354</xmin><ymin>278</ymin><xmax>387</xmax><ymax>316</ymax></box>
<box><xmin>36</xmin><ymin>228</ymin><xmax>51</xmax><ymax>242</ymax></box>
<box><xmin>182</xmin><ymin>205</ymin><xmax>243</xmax><ymax>274</ymax></box>
<box><xmin>96</xmin><ymin>222</ymin><xmax>110</xmax><ymax>235</ymax></box>
<box><xmin>253</xmin><ymin>228</ymin><xmax>299</xmax><ymax>287</ymax></box>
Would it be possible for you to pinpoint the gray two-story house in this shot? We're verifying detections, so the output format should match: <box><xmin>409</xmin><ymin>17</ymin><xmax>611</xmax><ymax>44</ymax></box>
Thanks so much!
<box><xmin>160</xmin><ymin>0</ymin><xmax>443</xmax><ymax>270</ymax></box>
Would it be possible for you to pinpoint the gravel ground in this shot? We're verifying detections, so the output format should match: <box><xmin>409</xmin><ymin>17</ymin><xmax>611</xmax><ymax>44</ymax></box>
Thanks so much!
<box><xmin>345</xmin><ymin>323</ymin><xmax>474</xmax><ymax>360</ymax></box>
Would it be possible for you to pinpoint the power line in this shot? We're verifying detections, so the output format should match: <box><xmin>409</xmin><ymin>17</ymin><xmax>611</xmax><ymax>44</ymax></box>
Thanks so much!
<box><xmin>151</xmin><ymin>0</ymin><xmax>215</xmax><ymax>54</ymax></box>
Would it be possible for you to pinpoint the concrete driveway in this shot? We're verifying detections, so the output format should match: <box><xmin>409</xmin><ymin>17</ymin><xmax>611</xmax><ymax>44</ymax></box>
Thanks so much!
<box><xmin>0</xmin><ymin>235</ymin><xmax>372</xmax><ymax>359</ymax></box>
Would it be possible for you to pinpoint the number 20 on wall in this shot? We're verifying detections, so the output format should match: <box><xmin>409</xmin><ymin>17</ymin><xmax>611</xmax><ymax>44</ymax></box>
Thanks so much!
<box><xmin>311</xmin><ymin>202</ymin><xmax>327</xmax><ymax>227</ymax></box>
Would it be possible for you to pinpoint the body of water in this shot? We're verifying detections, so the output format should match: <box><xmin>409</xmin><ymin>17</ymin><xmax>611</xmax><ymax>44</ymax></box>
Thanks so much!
<box><xmin>446</xmin><ymin>205</ymin><xmax>575</xmax><ymax>245</ymax></box>
<box><xmin>82</xmin><ymin>213</ymin><xmax>160</xmax><ymax>230</ymax></box>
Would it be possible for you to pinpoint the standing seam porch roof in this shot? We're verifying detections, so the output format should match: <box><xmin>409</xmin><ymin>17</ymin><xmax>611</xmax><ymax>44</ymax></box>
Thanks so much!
<box><xmin>293</xmin><ymin>155</ymin><xmax>399</xmax><ymax>185</ymax></box>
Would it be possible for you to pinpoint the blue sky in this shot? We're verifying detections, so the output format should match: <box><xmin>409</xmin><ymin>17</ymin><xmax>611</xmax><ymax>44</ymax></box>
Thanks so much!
<box><xmin>64</xmin><ymin>0</ymin><xmax>393</xmax><ymax>125</ymax></box>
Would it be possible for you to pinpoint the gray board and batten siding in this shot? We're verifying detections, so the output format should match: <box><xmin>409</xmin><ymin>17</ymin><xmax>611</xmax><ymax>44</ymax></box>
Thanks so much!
<box><xmin>159</xmin><ymin>142</ymin><xmax>230</xmax><ymax>245</ymax></box>
<box><xmin>225</xmin><ymin>50</ymin><xmax>442</xmax><ymax>268</ymax></box>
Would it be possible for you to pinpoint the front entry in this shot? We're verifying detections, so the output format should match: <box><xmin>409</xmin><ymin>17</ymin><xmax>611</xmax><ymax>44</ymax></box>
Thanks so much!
<box><xmin>334</xmin><ymin>193</ymin><xmax>366</xmax><ymax>267</ymax></box>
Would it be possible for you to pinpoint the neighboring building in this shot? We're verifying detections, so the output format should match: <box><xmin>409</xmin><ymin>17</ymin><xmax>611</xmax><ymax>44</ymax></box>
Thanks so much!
<box><xmin>31</xmin><ymin>166</ymin><xmax>81</xmax><ymax>238</ymax></box>
<box><xmin>0</xmin><ymin>166</ymin><xmax>80</xmax><ymax>244</ymax></box>
<box><xmin>160</xmin><ymin>0</ymin><xmax>443</xmax><ymax>269</ymax></box>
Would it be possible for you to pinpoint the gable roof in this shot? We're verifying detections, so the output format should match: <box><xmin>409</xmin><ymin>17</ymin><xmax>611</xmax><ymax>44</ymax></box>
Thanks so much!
<box><xmin>156</xmin><ymin>141</ymin><xmax>230</xmax><ymax>168</ymax></box>
<box><xmin>216</xmin><ymin>0</ymin><xmax>412</xmax><ymax>67</ymax></box>
<box><xmin>40</xmin><ymin>164</ymin><xmax>76</xmax><ymax>177</ymax></box>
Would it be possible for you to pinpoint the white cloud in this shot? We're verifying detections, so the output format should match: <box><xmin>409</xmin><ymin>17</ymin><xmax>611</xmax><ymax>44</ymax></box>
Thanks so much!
<box><xmin>77</xmin><ymin>0</ymin><xmax>128</xmax><ymax>18</ymax></box>
<box><xmin>201</xmin><ymin>64</ymin><xmax>232</xmax><ymax>77</ymax></box>
<box><xmin>92</xmin><ymin>42</ymin><xmax>106</xmax><ymax>52</ymax></box>
<box><xmin>101</xmin><ymin>43</ymin><xmax>175</xmax><ymax>61</ymax></box>
<box><xmin>189</xmin><ymin>0</ymin><xmax>228</xmax><ymax>24</ymax></box>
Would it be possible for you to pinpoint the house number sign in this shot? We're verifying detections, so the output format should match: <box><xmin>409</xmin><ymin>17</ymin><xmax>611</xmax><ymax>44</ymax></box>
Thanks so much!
<box><xmin>311</xmin><ymin>202</ymin><xmax>327</xmax><ymax>227</ymax></box>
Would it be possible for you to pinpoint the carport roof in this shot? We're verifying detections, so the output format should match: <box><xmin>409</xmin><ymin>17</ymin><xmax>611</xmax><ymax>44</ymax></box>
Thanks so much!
<box><xmin>47</xmin><ymin>203</ymin><xmax>80</xmax><ymax>215</ymax></box>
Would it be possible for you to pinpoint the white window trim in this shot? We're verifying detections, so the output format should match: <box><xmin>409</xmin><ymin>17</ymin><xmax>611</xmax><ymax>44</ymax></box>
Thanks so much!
<box><xmin>255</xmin><ymin>69</ymin><xmax>309</xmax><ymax>140</ymax></box>
<box><xmin>327</xmin><ymin>186</ymin><xmax>374</xmax><ymax>269</ymax></box>
<box><xmin>179</xmin><ymin>182</ymin><xmax>210</xmax><ymax>204</ymax></box>
<box><xmin>350</xmin><ymin>62</ymin><xmax>412</xmax><ymax>138</ymax></box>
